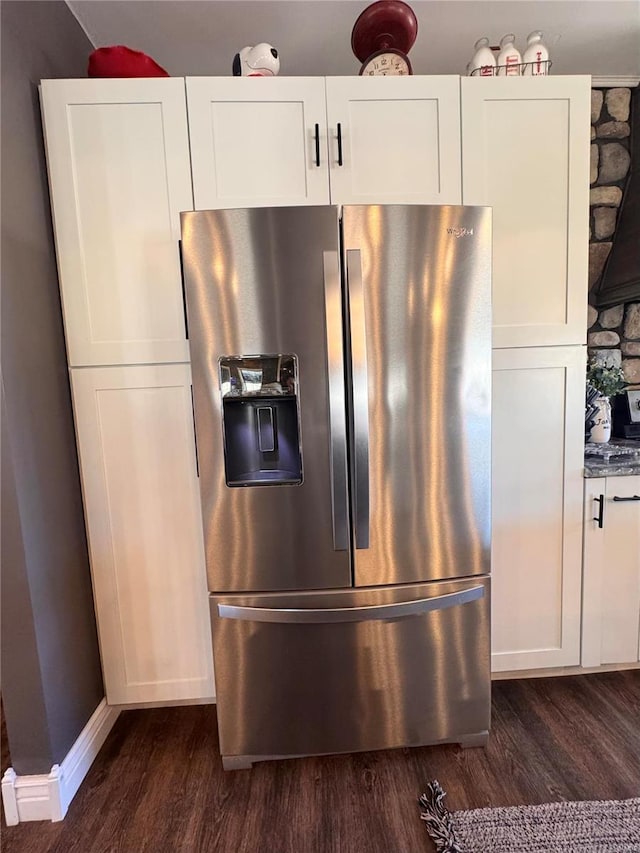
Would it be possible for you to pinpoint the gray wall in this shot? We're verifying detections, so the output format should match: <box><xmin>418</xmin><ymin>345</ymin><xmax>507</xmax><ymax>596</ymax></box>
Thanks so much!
<box><xmin>68</xmin><ymin>0</ymin><xmax>640</xmax><ymax>78</ymax></box>
<box><xmin>1</xmin><ymin>1</ymin><xmax>103</xmax><ymax>775</ymax></box>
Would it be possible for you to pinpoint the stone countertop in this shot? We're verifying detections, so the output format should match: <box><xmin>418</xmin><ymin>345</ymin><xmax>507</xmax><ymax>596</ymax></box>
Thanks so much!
<box><xmin>584</xmin><ymin>439</ymin><xmax>640</xmax><ymax>478</ymax></box>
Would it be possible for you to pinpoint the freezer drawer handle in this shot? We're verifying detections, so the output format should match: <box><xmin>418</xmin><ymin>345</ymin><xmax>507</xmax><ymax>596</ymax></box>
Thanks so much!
<box><xmin>323</xmin><ymin>251</ymin><xmax>349</xmax><ymax>551</ymax></box>
<box><xmin>218</xmin><ymin>585</ymin><xmax>484</xmax><ymax>624</ymax></box>
<box><xmin>347</xmin><ymin>249</ymin><xmax>370</xmax><ymax>549</ymax></box>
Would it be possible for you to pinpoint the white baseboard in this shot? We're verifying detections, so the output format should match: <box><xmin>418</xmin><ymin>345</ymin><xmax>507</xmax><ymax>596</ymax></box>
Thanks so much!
<box><xmin>2</xmin><ymin>698</ymin><xmax>120</xmax><ymax>825</ymax></box>
<box><xmin>492</xmin><ymin>661</ymin><xmax>640</xmax><ymax>681</ymax></box>
<box><xmin>113</xmin><ymin>695</ymin><xmax>215</xmax><ymax>710</ymax></box>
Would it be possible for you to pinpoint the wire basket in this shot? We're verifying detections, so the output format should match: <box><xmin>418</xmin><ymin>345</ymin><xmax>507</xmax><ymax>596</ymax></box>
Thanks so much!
<box><xmin>469</xmin><ymin>60</ymin><xmax>552</xmax><ymax>77</ymax></box>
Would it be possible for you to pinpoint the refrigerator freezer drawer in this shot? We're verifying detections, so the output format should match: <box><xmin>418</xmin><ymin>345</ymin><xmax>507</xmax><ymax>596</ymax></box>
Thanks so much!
<box><xmin>211</xmin><ymin>577</ymin><xmax>490</xmax><ymax>764</ymax></box>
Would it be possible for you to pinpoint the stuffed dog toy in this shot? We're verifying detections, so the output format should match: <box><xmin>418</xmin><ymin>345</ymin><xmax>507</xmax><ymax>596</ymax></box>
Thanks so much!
<box><xmin>232</xmin><ymin>43</ymin><xmax>280</xmax><ymax>76</ymax></box>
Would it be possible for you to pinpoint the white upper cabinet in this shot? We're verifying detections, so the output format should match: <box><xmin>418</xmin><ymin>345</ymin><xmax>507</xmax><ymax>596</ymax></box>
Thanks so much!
<box><xmin>491</xmin><ymin>345</ymin><xmax>586</xmax><ymax>673</ymax></box>
<box><xmin>187</xmin><ymin>77</ymin><xmax>330</xmax><ymax>209</ymax></box>
<box><xmin>40</xmin><ymin>79</ymin><xmax>193</xmax><ymax>366</ymax></box>
<box><xmin>71</xmin><ymin>364</ymin><xmax>214</xmax><ymax>705</ymax></box>
<box><xmin>461</xmin><ymin>77</ymin><xmax>590</xmax><ymax>348</ymax></box>
<box><xmin>325</xmin><ymin>76</ymin><xmax>462</xmax><ymax>204</ymax></box>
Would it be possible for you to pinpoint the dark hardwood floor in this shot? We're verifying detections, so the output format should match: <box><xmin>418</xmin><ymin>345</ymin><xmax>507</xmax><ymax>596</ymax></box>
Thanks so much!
<box><xmin>2</xmin><ymin>672</ymin><xmax>639</xmax><ymax>852</ymax></box>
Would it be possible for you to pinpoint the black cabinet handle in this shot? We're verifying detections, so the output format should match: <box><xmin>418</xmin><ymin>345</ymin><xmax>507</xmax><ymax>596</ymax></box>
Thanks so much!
<box><xmin>314</xmin><ymin>123</ymin><xmax>320</xmax><ymax>167</ymax></box>
<box><xmin>612</xmin><ymin>495</ymin><xmax>640</xmax><ymax>501</ymax></box>
<box><xmin>337</xmin><ymin>123</ymin><xmax>343</xmax><ymax>166</ymax></box>
<box><xmin>593</xmin><ymin>494</ymin><xmax>605</xmax><ymax>528</ymax></box>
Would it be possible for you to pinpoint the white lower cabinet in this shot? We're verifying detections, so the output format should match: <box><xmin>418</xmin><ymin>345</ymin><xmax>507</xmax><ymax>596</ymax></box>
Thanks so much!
<box><xmin>582</xmin><ymin>475</ymin><xmax>640</xmax><ymax>667</ymax></box>
<box><xmin>491</xmin><ymin>346</ymin><xmax>586</xmax><ymax>672</ymax></box>
<box><xmin>71</xmin><ymin>364</ymin><xmax>214</xmax><ymax>705</ymax></box>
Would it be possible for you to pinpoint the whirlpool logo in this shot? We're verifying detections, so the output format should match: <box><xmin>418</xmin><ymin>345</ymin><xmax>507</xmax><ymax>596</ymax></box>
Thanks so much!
<box><xmin>447</xmin><ymin>227</ymin><xmax>474</xmax><ymax>238</ymax></box>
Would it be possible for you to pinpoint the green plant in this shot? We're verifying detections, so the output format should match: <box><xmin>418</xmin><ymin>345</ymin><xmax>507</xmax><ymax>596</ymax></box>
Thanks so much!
<box><xmin>586</xmin><ymin>357</ymin><xmax>627</xmax><ymax>397</ymax></box>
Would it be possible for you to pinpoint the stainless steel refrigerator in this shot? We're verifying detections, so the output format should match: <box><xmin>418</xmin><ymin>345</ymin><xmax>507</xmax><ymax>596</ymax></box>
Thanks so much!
<box><xmin>181</xmin><ymin>205</ymin><xmax>491</xmax><ymax>770</ymax></box>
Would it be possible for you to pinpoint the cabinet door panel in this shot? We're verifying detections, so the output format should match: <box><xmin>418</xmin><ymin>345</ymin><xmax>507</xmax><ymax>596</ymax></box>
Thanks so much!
<box><xmin>491</xmin><ymin>346</ymin><xmax>585</xmax><ymax>672</ymax></box>
<box><xmin>326</xmin><ymin>76</ymin><xmax>461</xmax><ymax>204</ymax></box>
<box><xmin>462</xmin><ymin>77</ymin><xmax>590</xmax><ymax>348</ymax></box>
<box><xmin>187</xmin><ymin>78</ymin><xmax>330</xmax><ymax>209</ymax></box>
<box><xmin>72</xmin><ymin>365</ymin><xmax>214</xmax><ymax>705</ymax></box>
<box><xmin>40</xmin><ymin>79</ymin><xmax>193</xmax><ymax>366</ymax></box>
<box><xmin>583</xmin><ymin>476</ymin><xmax>640</xmax><ymax>666</ymax></box>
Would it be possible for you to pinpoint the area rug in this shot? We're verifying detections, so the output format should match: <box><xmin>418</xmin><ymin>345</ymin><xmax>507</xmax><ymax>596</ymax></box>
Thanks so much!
<box><xmin>419</xmin><ymin>780</ymin><xmax>640</xmax><ymax>853</ymax></box>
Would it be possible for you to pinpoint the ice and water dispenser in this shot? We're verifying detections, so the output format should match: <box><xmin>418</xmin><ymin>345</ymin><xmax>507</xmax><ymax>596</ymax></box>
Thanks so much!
<box><xmin>219</xmin><ymin>355</ymin><xmax>303</xmax><ymax>487</ymax></box>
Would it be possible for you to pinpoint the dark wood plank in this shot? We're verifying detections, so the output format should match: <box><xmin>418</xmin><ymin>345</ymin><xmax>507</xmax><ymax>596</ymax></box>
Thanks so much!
<box><xmin>2</xmin><ymin>671</ymin><xmax>639</xmax><ymax>853</ymax></box>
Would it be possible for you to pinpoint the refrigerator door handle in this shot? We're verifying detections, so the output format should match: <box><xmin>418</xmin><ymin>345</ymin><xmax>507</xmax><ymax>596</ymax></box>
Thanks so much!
<box><xmin>323</xmin><ymin>251</ymin><xmax>349</xmax><ymax>551</ymax></box>
<box><xmin>346</xmin><ymin>248</ymin><xmax>370</xmax><ymax>549</ymax></box>
<box><xmin>178</xmin><ymin>239</ymin><xmax>188</xmax><ymax>339</ymax></box>
<box><xmin>218</xmin><ymin>585</ymin><xmax>485</xmax><ymax>624</ymax></box>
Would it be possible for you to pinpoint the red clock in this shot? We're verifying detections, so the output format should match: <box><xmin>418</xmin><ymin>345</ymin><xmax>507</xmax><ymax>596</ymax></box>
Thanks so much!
<box><xmin>351</xmin><ymin>1</ymin><xmax>418</xmax><ymax>76</ymax></box>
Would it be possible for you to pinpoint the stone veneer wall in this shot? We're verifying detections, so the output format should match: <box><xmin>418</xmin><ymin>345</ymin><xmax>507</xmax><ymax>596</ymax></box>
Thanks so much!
<box><xmin>587</xmin><ymin>87</ymin><xmax>639</xmax><ymax>387</ymax></box>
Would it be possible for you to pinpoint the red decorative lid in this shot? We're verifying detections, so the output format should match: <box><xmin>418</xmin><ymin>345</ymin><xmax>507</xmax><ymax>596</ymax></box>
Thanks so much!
<box><xmin>351</xmin><ymin>1</ymin><xmax>418</xmax><ymax>61</ymax></box>
<box><xmin>88</xmin><ymin>46</ymin><xmax>169</xmax><ymax>78</ymax></box>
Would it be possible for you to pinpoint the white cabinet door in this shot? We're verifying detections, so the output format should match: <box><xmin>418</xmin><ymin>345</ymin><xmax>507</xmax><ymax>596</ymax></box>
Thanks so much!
<box><xmin>40</xmin><ymin>79</ymin><xmax>193</xmax><ymax>366</ymax></box>
<box><xmin>187</xmin><ymin>77</ymin><xmax>330</xmax><ymax>209</ymax></box>
<box><xmin>491</xmin><ymin>346</ymin><xmax>586</xmax><ymax>672</ymax></box>
<box><xmin>71</xmin><ymin>364</ymin><xmax>214</xmax><ymax>705</ymax></box>
<box><xmin>462</xmin><ymin>77</ymin><xmax>590</xmax><ymax>348</ymax></box>
<box><xmin>325</xmin><ymin>76</ymin><xmax>462</xmax><ymax>204</ymax></box>
<box><xmin>582</xmin><ymin>475</ymin><xmax>640</xmax><ymax>666</ymax></box>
